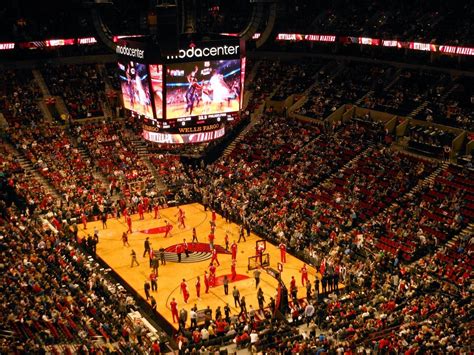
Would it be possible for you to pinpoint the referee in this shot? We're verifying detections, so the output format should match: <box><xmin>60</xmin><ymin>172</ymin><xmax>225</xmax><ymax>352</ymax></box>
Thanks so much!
<box><xmin>253</xmin><ymin>268</ymin><xmax>261</xmax><ymax>289</ymax></box>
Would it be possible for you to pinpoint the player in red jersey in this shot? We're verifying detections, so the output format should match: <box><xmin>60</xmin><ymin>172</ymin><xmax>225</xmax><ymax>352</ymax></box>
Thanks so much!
<box><xmin>195</xmin><ymin>276</ymin><xmax>201</xmax><ymax>299</ymax></box>
<box><xmin>183</xmin><ymin>239</ymin><xmax>190</xmax><ymax>257</ymax></box>
<box><xmin>138</xmin><ymin>202</ymin><xmax>144</xmax><ymax>220</ymax></box>
<box><xmin>178</xmin><ymin>211</ymin><xmax>186</xmax><ymax>229</ymax></box>
<box><xmin>170</xmin><ymin>298</ymin><xmax>179</xmax><ymax>322</ymax></box>
<box><xmin>175</xmin><ymin>207</ymin><xmax>185</xmax><ymax>228</ymax></box>
<box><xmin>210</xmin><ymin>247</ymin><xmax>220</xmax><ymax>266</ymax></box>
<box><xmin>81</xmin><ymin>212</ymin><xmax>87</xmax><ymax>230</ymax></box>
<box><xmin>143</xmin><ymin>196</ymin><xmax>150</xmax><ymax>214</ymax></box>
<box><xmin>208</xmin><ymin>232</ymin><xmax>215</xmax><ymax>249</ymax></box>
<box><xmin>231</xmin><ymin>259</ymin><xmax>237</xmax><ymax>281</ymax></box>
<box><xmin>300</xmin><ymin>264</ymin><xmax>309</xmax><ymax>286</ymax></box>
<box><xmin>209</xmin><ymin>263</ymin><xmax>216</xmax><ymax>287</ymax></box>
<box><xmin>279</xmin><ymin>242</ymin><xmax>287</xmax><ymax>263</ymax></box>
<box><xmin>164</xmin><ymin>220</ymin><xmax>172</xmax><ymax>237</ymax></box>
<box><xmin>231</xmin><ymin>240</ymin><xmax>237</xmax><ymax>261</ymax></box>
<box><xmin>154</xmin><ymin>203</ymin><xmax>160</xmax><ymax>219</ymax></box>
<box><xmin>204</xmin><ymin>271</ymin><xmax>210</xmax><ymax>293</ymax></box>
<box><xmin>126</xmin><ymin>215</ymin><xmax>132</xmax><ymax>233</ymax></box>
<box><xmin>180</xmin><ymin>279</ymin><xmax>190</xmax><ymax>303</ymax></box>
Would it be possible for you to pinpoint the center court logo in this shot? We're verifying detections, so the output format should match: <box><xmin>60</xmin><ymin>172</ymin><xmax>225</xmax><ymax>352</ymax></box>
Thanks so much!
<box><xmin>157</xmin><ymin>243</ymin><xmax>230</xmax><ymax>263</ymax></box>
<box><xmin>166</xmin><ymin>45</ymin><xmax>239</xmax><ymax>60</ymax></box>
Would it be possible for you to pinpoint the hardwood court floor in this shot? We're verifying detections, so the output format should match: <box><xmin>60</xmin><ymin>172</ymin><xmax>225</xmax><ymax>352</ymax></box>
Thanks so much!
<box><xmin>78</xmin><ymin>203</ymin><xmax>324</xmax><ymax>330</ymax></box>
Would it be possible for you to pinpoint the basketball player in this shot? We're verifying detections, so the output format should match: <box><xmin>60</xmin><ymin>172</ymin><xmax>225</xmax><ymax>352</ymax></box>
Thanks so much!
<box><xmin>300</xmin><ymin>264</ymin><xmax>309</xmax><ymax>286</ymax></box>
<box><xmin>180</xmin><ymin>279</ymin><xmax>190</xmax><ymax>304</ymax></box>
<box><xmin>238</xmin><ymin>226</ymin><xmax>246</xmax><ymax>243</ymax></box>
<box><xmin>122</xmin><ymin>232</ymin><xmax>130</xmax><ymax>246</ymax></box>
<box><xmin>153</xmin><ymin>203</ymin><xmax>160</xmax><ymax>219</ymax></box>
<box><xmin>183</xmin><ymin>239</ymin><xmax>190</xmax><ymax>257</ymax></box>
<box><xmin>126</xmin><ymin>215</ymin><xmax>132</xmax><ymax>233</ymax></box>
<box><xmin>209</xmin><ymin>69</ymin><xmax>230</xmax><ymax>111</ymax></box>
<box><xmin>195</xmin><ymin>276</ymin><xmax>201</xmax><ymax>299</ymax></box>
<box><xmin>134</xmin><ymin>63</ymin><xmax>151</xmax><ymax>113</ymax></box>
<box><xmin>231</xmin><ymin>259</ymin><xmax>237</xmax><ymax>281</ymax></box>
<box><xmin>204</xmin><ymin>271</ymin><xmax>210</xmax><ymax>294</ymax></box>
<box><xmin>224</xmin><ymin>233</ymin><xmax>229</xmax><ymax>250</ymax></box>
<box><xmin>210</xmin><ymin>247</ymin><xmax>220</xmax><ymax>266</ymax></box>
<box><xmin>164</xmin><ymin>220</ymin><xmax>172</xmax><ymax>238</ymax></box>
<box><xmin>209</xmin><ymin>263</ymin><xmax>217</xmax><ymax>287</ymax></box>
<box><xmin>125</xmin><ymin>62</ymin><xmax>137</xmax><ymax>108</ymax></box>
<box><xmin>192</xmin><ymin>227</ymin><xmax>199</xmax><ymax>244</ymax></box>
<box><xmin>208</xmin><ymin>232</ymin><xmax>215</xmax><ymax>249</ymax></box>
<box><xmin>176</xmin><ymin>207</ymin><xmax>185</xmax><ymax>229</ymax></box>
<box><xmin>81</xmin><ymin>212</ymin><xmax>87</xmax><ymax>230</ymax></box>
<box><xmin>279</xmin><ymin>241</ymin><xmax>287</xmax><ymax>263</ymax></box>
<box><xmin>123</xmin><ymin>207</ymin><xmax>129</xmax><ymax>223</ymax></box>
<box><xmin>138</xmin><ymin>202</ymin><xmax>144</xmax><ymax>220</ymax></box>
<box><xmin>231</xmin><ymin>240</ymin><xmax>238</xmax><ymax>261</ymax></box>
<box><xmin>170</xmin><ymin>298</ymin><xmax>179</xmax><ymax>323</ymax></box>
<box><xmin>185</xmin><ymin>65</ymin><xmax>201</xmax><ymax>115</ymax></box>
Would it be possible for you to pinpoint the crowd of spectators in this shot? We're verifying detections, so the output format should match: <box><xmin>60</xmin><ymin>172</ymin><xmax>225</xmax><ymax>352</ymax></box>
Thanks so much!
<box><xmin>148</xmin><ymin>154</ymin><xmax>192</xmax><ymax>190</ymax></box>
<box><xmin>246</xmin><ymin>60</ymin><xmax>309</xmax><ymax>102</ymax></box>
<box><xmin>303</xmin><ymin>1</ymin><xmax>473</xmax><ymax>45</ymax></box>
<box><xmin>41</xmin><ymin>64</ymin><xmax>105</xmax><ymax>119</ymax></box>
<box><xmin>73</xmin><ymin>120</ymin><xmax>154</xmax><ymax>197</ymax></box>
<box><xmin>417</xmin><ymin>76</ymin><xmax>474</xmax><ymax>131</ymax></box>
<box><xmin>303</xmin><ymin>146</ymin><xmax>436</xmax><ymax>239</ymax></box>
<box><xmin>295</xmin><ymin>73</ymin><xmax>343</xmax><ymax>119</ymax></box>
<box><xmin>0</xmin><ymin>143</ymin><xmax>56</xmax><ymax>214</ymax></box>
<box><xmin>296</xmin><ymin>62</ymin><xmax>393</xmax><ymax>119</ymax></box>
<box><xmin>0</xmin><ymin>69</ymin><xmax>43</xmax><ymax>126</ymax></box>
<box><xmin>7</xmin><ymin>125</ymin><xmax>108</xmax><ymax>218</ymax></box>
<box><xmin>364</xmin><ymin>162</ymin><xmax>472</xmax><ymax>261</ymax></box>
<box><xmin>270</xmin><ymin>58</ymin><xmax>327</xmax><ymax>101</ymax></box>
<box><xmin>187</xmin><ymin>114</ymin><xmax>392</xmax><ymax>251</ymax></box>
<box><xmin>432</xmin><ymin>231</ymin><xmax>473</xmax><ymax>288</ymax></box>
<box><xmin>361</xmin><ymin>70</ymin><xmax>449</xmax><ymax>117</ymax></box>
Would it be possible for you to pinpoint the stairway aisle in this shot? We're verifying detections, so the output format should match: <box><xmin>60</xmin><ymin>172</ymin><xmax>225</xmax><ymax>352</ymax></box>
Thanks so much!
<box><xmin>3</xmin><ymin>142</ymin><xmax>62</xmax><ymax>201</ymax></box>
<box><xmin>127</xmin><ymin>131</ymin><xmax>168</xmax><ymax>191</ymax></box>
<box><xmin>222</xmin><ymin>116</ymin><xmax>261</xmax><ymax>157</ymax></box>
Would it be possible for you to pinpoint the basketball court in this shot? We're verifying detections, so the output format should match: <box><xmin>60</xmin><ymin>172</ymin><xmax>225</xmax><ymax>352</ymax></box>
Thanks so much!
<box><xmin>78</xmin><ymin>203</ymin><xmax>333</xmax><ymax>331</ymax></box>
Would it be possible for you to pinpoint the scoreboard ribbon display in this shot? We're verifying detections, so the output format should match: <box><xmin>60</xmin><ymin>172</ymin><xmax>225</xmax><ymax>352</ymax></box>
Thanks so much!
<box><xmin>142</xmin><ymin>126</ymin><xmax>225</xmax><ymax>144</ymax></box>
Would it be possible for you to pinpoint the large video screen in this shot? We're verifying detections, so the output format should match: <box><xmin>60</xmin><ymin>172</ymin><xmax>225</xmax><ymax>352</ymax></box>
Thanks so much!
<box><xmin>149</xmin><ymin>64</ymin><xmax>163</xmax><ymax>119</ymax></box>
<box><xmin>118</xmin><ymin>61</ymin><xmax>153</xmax><ymax>118</ymax></box>
<box><xmin>165</xmin><ymin>59</ymin><xmax>241</xmax><ymax>120</ymax></box>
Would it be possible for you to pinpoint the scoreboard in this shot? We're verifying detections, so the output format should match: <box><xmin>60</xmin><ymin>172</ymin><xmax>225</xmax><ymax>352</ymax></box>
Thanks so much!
<box><xmin>116</xmin><ymin>34</ymin><xmax>245</xmax><ymax>144</ymax></box>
